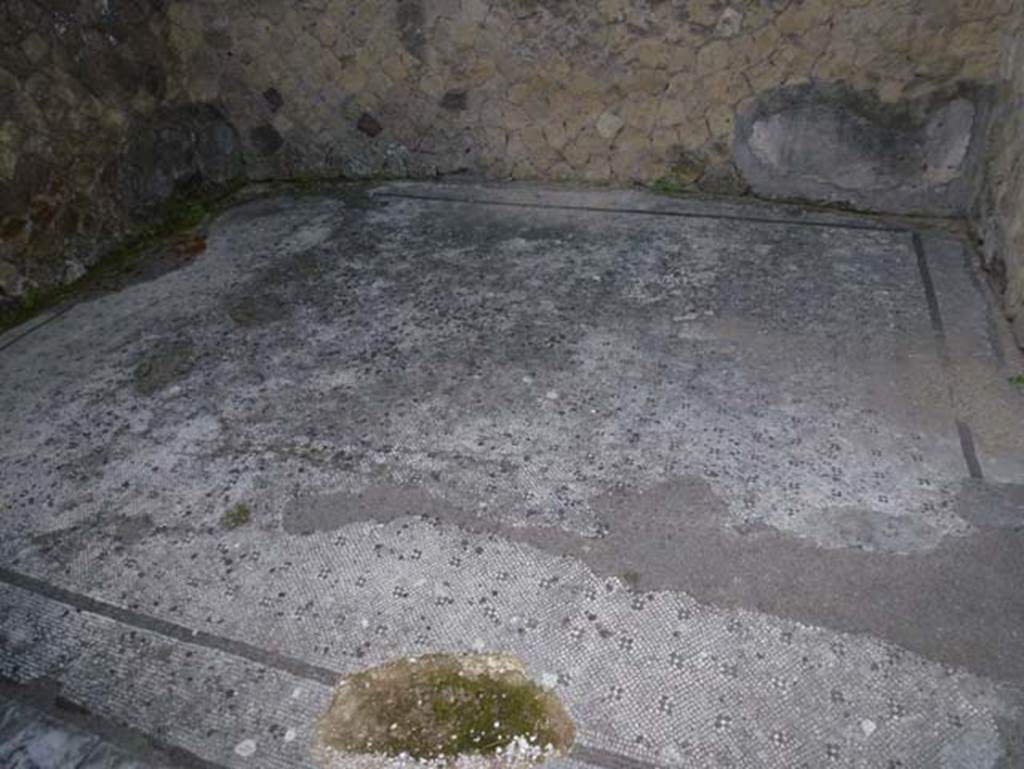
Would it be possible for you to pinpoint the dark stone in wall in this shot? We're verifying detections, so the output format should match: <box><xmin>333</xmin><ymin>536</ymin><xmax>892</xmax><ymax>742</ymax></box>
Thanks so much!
<box><xmin>263</xmin><ymin>87</ymin><xmax>284</xmax><ymax>113</ymax></box>
<box><xmin>440</xmin><ymin>91</ymin><xmax>468</xmax><ymax>111</ymax></box>
<box><xmin>204</xmin><ymin>28</ymin><xmax>234</xmax><ymax>50</ymax></box>
<box><xmin>250</xmin><ymin>124</ymin><xmax>285</xmax><ymax>156</ymax></box>
<box><xmin>357</xmin><ymin>113</ymin><xmax>383</xmax><ymax>138</ymax></box>
<box><xmin>734</xmin><ymin>82</ymin><xmax>992</xmax><ymax>216</ymax></box>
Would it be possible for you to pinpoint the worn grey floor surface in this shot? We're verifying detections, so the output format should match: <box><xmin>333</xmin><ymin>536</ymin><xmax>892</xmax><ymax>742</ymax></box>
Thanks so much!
<box><xmin>1</xmin><ymin>182</ymin><xmax>1022</xmax><ymax>768</ymax></box>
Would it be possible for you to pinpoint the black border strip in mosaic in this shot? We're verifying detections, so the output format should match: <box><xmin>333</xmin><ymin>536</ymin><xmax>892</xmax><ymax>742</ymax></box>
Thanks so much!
<box><xmin>0</xmin><ymin>567</ymin><xmax>338</xmax><ymax>687</ymax></box>
<box><xmin>0</xmin><ymin>303</ymin><xmax>77</xmax><ymax>354</ymax></box>
<box><xmin>372</xmin><ymin>191</ymin><xmax>909</xmax><ymax>233</ymax></box>
<box><xmin>0</xmin><ymin>566</ymin><xmax>670</xmax><ymax>769</ymax></box>
<box><xmin>912</xmin><ymin>232</ymin><xmax>985</xmax><ymax>480</ymax></box>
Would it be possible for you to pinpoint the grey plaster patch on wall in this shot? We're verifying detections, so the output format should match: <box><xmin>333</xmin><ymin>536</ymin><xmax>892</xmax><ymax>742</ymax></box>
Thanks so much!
<box><xmin>734</xmin><ymin>83</ymin><xmax>992</xmax><ymax>215</ymax></box>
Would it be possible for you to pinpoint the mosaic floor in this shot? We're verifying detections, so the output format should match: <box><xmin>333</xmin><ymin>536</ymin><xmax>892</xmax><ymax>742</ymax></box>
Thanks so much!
<box><xmin>1</xmin><ymin>183</ymin><xmax>1022</xmax><ymax>767</ymax></box>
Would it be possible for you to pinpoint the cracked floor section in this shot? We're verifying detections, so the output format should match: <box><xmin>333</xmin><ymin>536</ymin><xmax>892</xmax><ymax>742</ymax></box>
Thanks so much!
<box><xmin>0</xmin><ymin>182</ymin><xmax>1022</xmax><ymax>768</ymax></box>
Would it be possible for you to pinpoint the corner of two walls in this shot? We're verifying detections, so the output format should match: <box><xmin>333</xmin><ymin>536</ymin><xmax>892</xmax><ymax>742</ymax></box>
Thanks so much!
<box><xmin>0</xmin><ymin>1</ymin><xmax>244</xmax><ymax>314</ymax></box>
<box><xmin>973</xmin><ymin>4</ymin><xmax>1024</xmax><ymax>350</ymax></box>
<box><xmin>1</xmin><ymin>0</ymin><xmax>1019</xmax><ymax>319</ymax></box>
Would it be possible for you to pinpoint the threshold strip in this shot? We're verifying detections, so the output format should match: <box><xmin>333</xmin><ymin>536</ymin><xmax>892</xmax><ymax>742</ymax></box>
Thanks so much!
<box><xmin>912</xmin><ymin>232</ymin><xmax>984</xmax><ymax>480</ymax></box>
<box><xmin>0</xmin><ymin>302</ymin><xmax>77</xmax><ymax>354</ymax></box>
<box><xmin>0</xmin><ymin>566</ymin><xmax>667</xmax><ymax>769</ymax></box>
<box><xmin>0</xmin><ymin>674</ymin><xmax>228</xmax><ymax>769</ymax></box>
<box><xmin>372</xmin><ymin>190</ymin><xmax>907</xmax><ymax>234</ymax></box>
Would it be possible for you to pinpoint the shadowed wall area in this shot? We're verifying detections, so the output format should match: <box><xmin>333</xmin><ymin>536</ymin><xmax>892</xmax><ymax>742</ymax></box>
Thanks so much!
<box><xmin>1</xmin><ymin>0</ymin><xmax>1023</xmax><ymax>345</ymax></box>
<box><xmin>0</xmin><ymin>1</ymin><xmax>245</xmax><ymax>310</ymax></box>
<box><xmin>974</xmin><ymin>5</ymin><xmax>1024</xmax><ymax>348</ymax></box>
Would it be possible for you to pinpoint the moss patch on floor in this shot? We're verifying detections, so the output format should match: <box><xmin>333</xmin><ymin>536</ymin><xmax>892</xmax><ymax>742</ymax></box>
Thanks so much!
<box><xmin>134</xmin><ymin>338</ymin><xmax>196</xmax><ymax>396</ymax></box>
<box><xmin>318</xmin><ymin>654</ymin><xmax>573</xmax><ymax>763</ymax></box>
<box><xmin>221</xmin><ymin>503</ymin><xmax>252</xmax><ymax>529</ymax></box>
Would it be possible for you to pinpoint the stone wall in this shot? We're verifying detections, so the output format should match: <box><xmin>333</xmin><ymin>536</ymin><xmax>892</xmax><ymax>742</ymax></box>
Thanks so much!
<box><xmin>170</xmin><ymin>0</ymin><xmax>1011</xmax><ymax>212</ymax></box>
<box><xmin>0</xmin><ymin>0</ymin><xmax>243</xmax><ymax>312</ymax></box>
<box><xmin>973</xmin><ymin>6</ymin><xmax>1024</xmax><ymax>349</ymax></box>
<box><xmin>1</xmin><ymin>0</ymin><xmax>1016</xmax><ymax>312</ymax></box>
